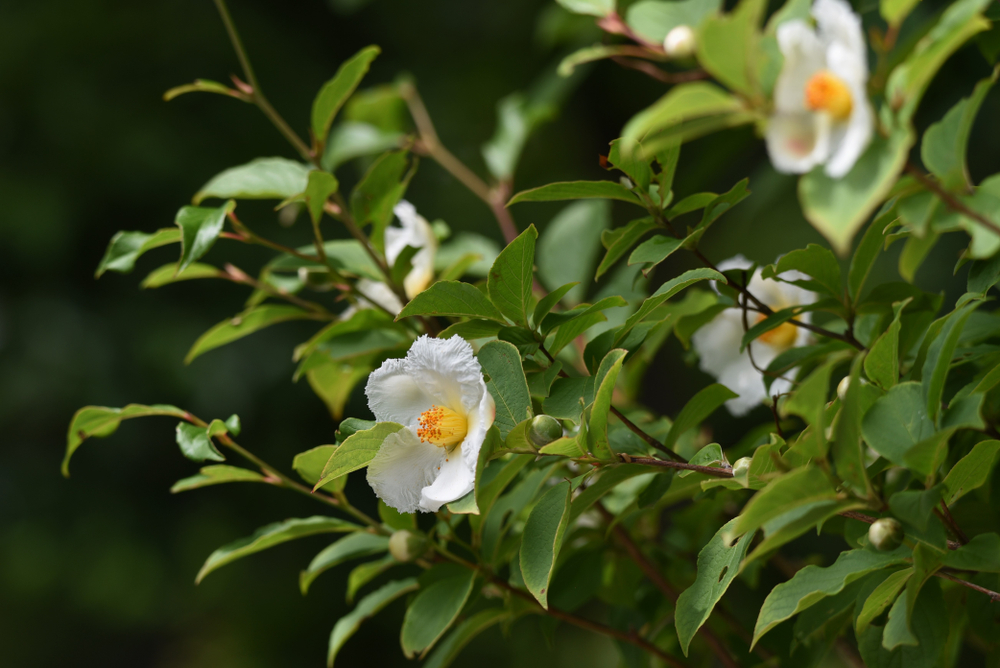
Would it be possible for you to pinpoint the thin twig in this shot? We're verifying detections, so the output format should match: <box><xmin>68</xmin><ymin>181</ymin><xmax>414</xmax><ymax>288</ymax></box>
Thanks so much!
<box><xmin>620</xmin><ymin>455</ymin><xmax>733</xmax><ymax>478</ymax></box>
<box><xmin>227</xmin><ymin>212</ymin><xmax>323</xmax><ymax>265</ymax></box>
<box><xmin>212</xmin><ymin>0</ymin><xmax>315</xmax><ymax>165</ymax></box>
<box><xmin>611</xmin><ymin>407</ymin><xmax>688</xmax><ymax>463</ymax></box>
<box><xmin>936</xmin><ymin>503</ymin><xmax>969</xmax><ymax>545</ymax></box>
<box><xmin>609</xmin><ymin>57</ymin><xmax>709</xmax><ymax>84</ymax></box>
<box><xmin>937</xmin><ymin>571</ymin><xmax>1000</xmax><ymax>602</ymax></box>
<box><xmin>222</xmin><ymin>263</ymin><xmax>332</xmax><ymax>315</ymax></box>
<box><xmin>905</xmin><ymin>163</ymin><xmax>1000</xmax><ymax>237</ymax></box>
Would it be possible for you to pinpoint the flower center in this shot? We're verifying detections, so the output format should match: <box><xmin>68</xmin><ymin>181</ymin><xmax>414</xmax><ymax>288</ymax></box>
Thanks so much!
<box><xmin>754</xmin><ymin>314</ymin><xmax>798</xmax><ymax>350</ymax></box>
<box><xmin>804</xmin><ymin>70</ymin><xmax>853</xmax><ymax>121</ymax></box>
<box><xmin>417</xmin><ymin>405</ymin><xmax>468</xmax><ymax>449</ymax></box>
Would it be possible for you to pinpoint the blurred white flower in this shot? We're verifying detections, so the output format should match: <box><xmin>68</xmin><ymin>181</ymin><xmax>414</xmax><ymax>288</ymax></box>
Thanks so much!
<box><xmin>663</xmin><ymin>25</ymin><xmax>696</xmax><ymax>58</ymax></box>
<box><xmin>364</xmin><ymin>335</ymin><xmax>495</xmax><ymax>513</ymax></box>
<box><xmin>350</xmin><ymin>278</ymin><xmax>404</xmax><ymax>316</ymax></box>
<box><xmin>692</xmin><ymin>255</ymin><xmax>816</xmax><ymax>416</ymax></box>
<box><xmin>765</xmin><ymin>0</ymin><xmax>872</xmax><ymax>179</ymax></box>
<box><xmin>386</xmin><ymin>200</ymin><xmax>437</xmax><ymax>299</ymax></box>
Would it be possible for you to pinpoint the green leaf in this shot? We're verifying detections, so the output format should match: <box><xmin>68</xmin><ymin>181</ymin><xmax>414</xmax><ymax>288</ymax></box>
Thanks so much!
<box><xmin>96</xmin><ymin>228</ymin><xmax>181</xmax><ymax>277</ymax></box>
<box><xmin>783</xmin><ymin>360</ymin><xmax>836</xmax><ymax>459</ymax></box>
<box><xmin>942</xmin><ymin>439</ymin><xmax>1000</xmax><ymax>504</ymax></box>
<box><xmin>922</xmin><ymin>68</ymin><xmax>997</xmax><ymax>190</ymax></box>
<box><xmin>197</xmin><ymin>516</ymin><xmax>360</xmax><ymax>583</ymax></box>
<box><xmin>62</xmin><ymin>403</ymin><xmax>188</xmax><ymax>476</ymax></box>
<box><xmin>328</xmin><ymin>578</ymin><xmax>418</xmax><ymax>667</ymax></box>
<box><xmin>849</xmin><ymin>204</ymin><xmax>894</xmax><ymax>301</ymax></box>
<box><xmin>698</xmin><ymin>178</ymin><xmax>751</xmax><ymax>231</ymax></box>
<box><xmin>800</xmin><ymin>128</ymin><xmax>912</xmax><ymax>256</ymax></box>
<box><xmin>763</xmin><ymin>243</ymin><xmax>841</xmax><ymax>297</ymax></box>
<box><xmin>538</xmin><ymin>201</ymin><xmax>609</xmax><ymax>305</ymax></box>
<box><xmin>834</xmin><ymin>355</ymin><xmax>874</xmax><ymax>495</ymax></box>
<box><xmin>533</xmin><ymin>283</ymin><xmax>579</xmax><ymax>326</ymax></box>
<box><xmin>163</xmin><ymin>78</ymin><xmax>242</xmax><ymax>101</ymax></box>
<box><xmin>621</xmin><ymin>82</ymin><xmax>751</xmax><ymax>160</ymax></box>
<box><xmin>861</xmin><ymin>382</ymin><xmax>935</xmax><ymax>467</ymax></box>
<box><xmin>547</xmin><ymin>296</ymin><xmax>628</xmax><ymax>355</ymax></box>
<box><xmin>175</xmin><ymin>422</ymin><xmax>225</xmax><ymax>462</ymax></box>
<box><xmin>942</xmin><ymin>532</ymin><xmax>1000</xmax><ymax>572</ymax></box>
<box><xmin>695</xmin><ymin>0</ymin><xmax>765</xmax><ymax>96</ymax></box>
<box><xmin>543</xmin><ymin>377</ymin><xmax>595</xmax><ymax>422</ymax></box>
<box><xmin>488</xmin><ymin>225</ymin><xmax>538</xmax><ymax>326</ymax></box>
<box><xmin>400</xmin><ymin>570</ymin><xmax>477</xmax><ymax>658</ymax></box>
<box><xmin>185</xmin><ymin>305</ymin><xmax>315</xmax><ymax>364</ymax></box>
<box><xmin>628</xmin><ymin>235</ymin><xmax>684</xmax><ymax>269</ymax></box>
<box><xmin>880</xmin><ymin>0</ymin><xmax>919</xmax><ymax>25</ymax></box>
<box><xmin>175</xmin><ymin>200</ymin><xmax>235</xmax><ymax>272</ymax></box>
<box><xmin>397</xmin><ymin>280</ymin><xmax>505</xmax><ymax>322</ymax></box>
<box><xmin>300</xmin><ymin>532</ymin><xmax>391</xmax><ymax>594</ymax></box>
<box><xmin>350</xmin><ymin>151</ymin><xmax>413</xmax><ymax>248</ymax></box>
<box><xmin>140</xmin><ymin>262</ymin><xmax>222</xmax><ymax>288</ymax></box>
<box><xmin>322</xmin><ymin>121</ymin><xmax>404</xmax><ymax>171</ymax></box>
<box><xmin>477</xmin><ymin>341</ymin><xmax>532</xmax><ymax>439</ymax></box>
<box><xmin>306</xmin><ymin>361</ymin><xmax>371</xmax><ymax>422</ymax></box>
<box><xmin>886</xmin><ymin>0</ymin><xmax>992</xmax><ymax>124</ymax></box>
<box><xmin>856</xmin><ymin>567</ymin><xmax>913</xmax><ymax>634</ymax></box>
<box><xmin>675</xmin><ymin>518</ymin><xmax>754</xmax><ymax>655</ymax></box>
<box><xmin>345</xmin><ymin>555</ymin><xmax>397</xmax><ymax>604</ymax></box>
<box><xmin>615</xmin><ymin>267</ymin><xmax>724</xmax><ymax>346</ymax></box>
<box><xmin>588</xmin><ymin>350</ymin><xmax>627</xmax><ymax>462</ymax></box>
<box><xmin>311</xmin><ymin>422</ymin><xmax>406</xmax><ymax>490</ymax></box>
<box><xmin>597</xmin><ymin>217</ymin><xmax>658</xmax><ymax>279</ymax></box>
<box><xmin>922</xmin><ymin>303</ymin><xmax>977</xmax><ymax>425</ymax></box>
<box><xmin>729</xmin><ymin>466</ymin><xmax>836</xmax><ymax>539</ymax></box>
<box><xmin>305</xmin><ymin>170</ymin><xmax>339</xmax><ymax>225</ymax></box>
<box><xmin>752</xmin><ymin>546</ymin><xmax>910</xmax><ymax>647</ymax></box>
<box><xmin>170</xmin><ymin>465</ymin><xmax>266</xmax><ymax>493</ymax></box>
<box><xmin>555</xmin><ymin>0</ymin><xmax>614</xmax><ymax>17</ymax></box>
<box><xmin>856</xmin><ymin>576</ymin><xmax>948</xmax><ymax>668</ymax></box>
<box><xmin>664</xmin><ymin>384</ymin><xmax>737</xmax><ymax>452</ymax></box>
<box><xmin>626</xmin><ymin>0</ymin><xmax>722</xmax><ymax>43</ymax></box>
<box><xmin>422</xmin><ymin>608</ymin><xmax>508</xmax><ymax>668</ymax></box>
<box><xmin>293</xmin><ymin>445</ymin><xmax>345</xmax><ymax>493</ymax></box>
<box><xmin>447</xmin><ymin>426</ymin><xmax>501</xmax><ymax>515</ymax></box>
<box><xmin>311</xmin><ymin>46</ymin><xmax>381</xmax><ymax>145</ymax></box>
<box><xmin>194</xmin><ymin>158</ymin><xmax>310</xmax><ymax>204</ymax></box>
<box><xmin>865</xmin><ymin>300</ymin><xmax>907</xmax><ymax>390</ymax></box>
<box><xmin>437</xmin><ymin>319</ymin><xmax>504</xmax><ymax>340</ymax></box>
<box><xmin>520</xmin><ymin>480</ymin><xmax>572</xmax><ymax>608</ymax></box>
<box><xmin>507</xmin><ymin>181</ymin><xmax>641</xmax><ymax>206</ymax></box>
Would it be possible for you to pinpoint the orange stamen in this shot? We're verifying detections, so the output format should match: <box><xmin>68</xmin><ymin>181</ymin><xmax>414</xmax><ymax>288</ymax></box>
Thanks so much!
<box><xmin>417</xmin><ymin>405</ymin><xmax>468</xmax><ymax>449</ymax></box>
<box><xmin>804</xmin><ymin>70</ymin><xmax>853</xmax><ymax>121</ymax></box>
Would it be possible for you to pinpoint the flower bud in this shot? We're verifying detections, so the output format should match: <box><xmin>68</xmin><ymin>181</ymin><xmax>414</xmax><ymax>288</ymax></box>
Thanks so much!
<box><xmin>837</xmin><ymin>376</ymin><xmax>850</xmax><ymax>401</ymax></box>
<box><xmin>388</xmin><ymin>530</ymin><xmax>428</xmax><ymax>563</ymax></box>
<box><xmin>868</xmin><ymin>518</ymin><xmax>904</xmax><ymax>552</ymax></box>
<box><xmin>731</xmin><ymin>456</ymin><xmax>751</xmax><ymax>478</ymax></box>
<box><xmin>663</xmin><ymin>25</ymin><xmax>696</xmax><ymax>59</ymax></box>
<box><xmin>528</xmin><ymin>415</ymin><xmax>563</xmax><ymax>447</ymax></box>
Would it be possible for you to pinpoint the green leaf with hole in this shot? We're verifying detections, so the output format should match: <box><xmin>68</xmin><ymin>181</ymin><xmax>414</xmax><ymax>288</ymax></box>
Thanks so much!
<box><xmin>197</xmin><ymin>516</ymin><xmax>360</xmax><ymax>583</ymax></box>
<box><xmin>194</xmin><ymin>157</ymin><xmax>310</xmax><ymax>204</ymax></box>
<box><xmin>328</xmin><ymin>578</ymin><xmax>418</xmax><ymax>667</ymax></box>
<box><xmin>675</xmin><ymin>518</ymin><xmax>754</xmax><ymax>655</ymax></box>
<box><xmin>488</xmin><ymin>225</ymin><xmax>537</xmax><ymax>326</ymax></box>
<box><xmin>311</xmin><ymin>422</ymin><xmax>406</xmax><ymax>490</ymax></box>
<box><xmin>752</xmin><ymin>546</ymin><xmax>911</xmax><ymax>647</ymax></box>
<box><xmin>300</xmin><ymin>532</ymin><xmax>391</xmax><ymax>594</ymax></box>
<box><xmin>520</xmin><ymin>480</ymin><xmax>572</xmax><ymax>609</ymax></box>
<box><xmin>397</xmin><ymin>280</ymin><xmax>506</xmax><ymax>322</ymax></box>
<box><xmin>477</xmin><ymin>341</ymin><xmax>531</xmax><ymax>439</ymax></box>
<box><xmin>311</xmin><ymin>46</ymin><xmax>381</xmax><ymax>145</ymax></box>
<box><xmin>400</xmin><ymin>570</ymin><xmax>477</xmax><ymax>658</ymax></box>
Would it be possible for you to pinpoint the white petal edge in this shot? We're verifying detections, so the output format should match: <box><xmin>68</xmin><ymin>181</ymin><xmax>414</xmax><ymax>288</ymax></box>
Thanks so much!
<box><xmin>420</xmin><ymin>453</ymin><xmax>474</xmax><ymax>512</ymax></box>
<box><xmin>367</xmin><ymin>428</ymin><xmax>446</xmax><ymax>514</ymax></box>
<box><xmin>365</xmin><ymin>357</ymin><xmax>436</xmax><ymax>428</ymax></box>
<box><xmin>766</xmin><ymin>112</ymin><xmax>832</xmax><ymax>175</ymax></box>
<box><xmin>774</xmin><ymin>20</ymin><xmax>826</xmax><ymax>114</ymax></box>
<box><xmin>404</xmin><ymin>335</ymin><xmax>486</xmax><ymax>413</ymax></box>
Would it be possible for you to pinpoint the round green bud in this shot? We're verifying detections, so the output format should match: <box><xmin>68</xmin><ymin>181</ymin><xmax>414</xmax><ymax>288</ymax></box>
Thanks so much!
<box><xmin>528</xmin><ymin>415</ymin><xmax>563</xmax><ymax>447</ymax></box>
<box><xmin>731</xmin><ymin>457</ymin><xmax>751</xmax><ymax>478</ymax></box>
<box><xmin>388</xmin><ymin>530</ymin><xmax>428</xmax><ymax>563</ymax></box>
<box><xmin>868</xmin><ymin>518</ymin><xmax>904</xmax><ymax>552</ymax></box>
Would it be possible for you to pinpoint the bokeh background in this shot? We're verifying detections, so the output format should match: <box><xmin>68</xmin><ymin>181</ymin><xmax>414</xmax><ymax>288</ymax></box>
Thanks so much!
<box><xmin>1</xmin><ymin>0</ymin><xmax>996</xmax><ymax>666</ymax></box>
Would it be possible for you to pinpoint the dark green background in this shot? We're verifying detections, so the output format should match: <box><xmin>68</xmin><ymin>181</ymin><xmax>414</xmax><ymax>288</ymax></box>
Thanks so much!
<box><xmin>0</xmin><ymin>0</ymin><xmax>994</xmax><ymax>666</ymax></box>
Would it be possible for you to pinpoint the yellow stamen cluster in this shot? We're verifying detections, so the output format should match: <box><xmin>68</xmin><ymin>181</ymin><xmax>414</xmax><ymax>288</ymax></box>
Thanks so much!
<box><xmin>755</xmin><ymin>314</ymin><xmax>799</xmax><ymax>350</ymax></box>
<box><xmin>804</xmin><ymin>70</ymin><xmax>853</xmax><ymax>121</ymax></box>
<box><xmin>417</xmin><ymin>405</ymin><xmax>468</xmax><ymax>449</ymax></box>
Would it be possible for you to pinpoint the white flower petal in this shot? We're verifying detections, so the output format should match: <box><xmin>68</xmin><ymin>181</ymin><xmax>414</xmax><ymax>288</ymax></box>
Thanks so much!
<box><xmin>386</xmin><ymin>200</ymin><xmax>438</xmax><ymax>299</ymax></box>
<box><xmin>367</xmin><ymin>428</ymin><xmax>445</xmax><ymax>514</ymax></box>
<box><xmin>461</xmin><ymin>387</ymin><xmax>496</xmax><ymax>472</ymax></box>
<box><xmin>365</xmin><ymin>358</ymin><xmax>436</xmax><ymax>428</ymax></box>
<box><xmin>354</xmin><ymin>278</ymin><xmax>404</xmax><ymax>316</ymax></box>
<box><xmin>774</xmin><ymin>20</ymin><xmax>826</xmax><ymax>113</ymax></box>
<box><xmin>420</xmin><ymin>453</ymin><xmax>474</xmax><ymax>512</ymax></box>
<box><xmin>766</xmin><ymin>112</ymin><xmax>832</xmax><ymax>174</ymax></box>
<box><xmin>717</xmin><ymin>352</ymin><xmax>768</xmax><ymax>417</ymax></box>
<box><xmin>692</xmin><ymin>310</ymin><xmax>746</xmax><ymax>379</ymax></box>
<box><xmin>403</xmin><ymin>335</ymin><xmax>486</xmax><ymax>413</ymax></box>
<box><xmin>814</xmin><ymin>0</ymin><xmax>866</xmax><ymax>65</ymax></box>
<box><xmin>824</xmin><ymin>96</ymin><xmax>872</xmax><ymax>178</ymax></box>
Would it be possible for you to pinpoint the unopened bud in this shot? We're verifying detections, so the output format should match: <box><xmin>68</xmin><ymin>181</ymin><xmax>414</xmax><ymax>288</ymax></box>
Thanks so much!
<box><xmin>837</xmin><ymin>376</ymin><xmax>867</xmax><ymax>401</ymax></box>
<box><xmin>388</xmin><ymin>530</ymin><xmax>428</xmax><ymax>563</ymax></box>
<box><xmin>868</xmin><ymin>518</ymin><xmax>904</xmax><ymax>552</ymax></box>
<box><xmin>663</xmin><ymin>25</ymin><xmax>696</xmax><ymax>59</ymax></box>
<box><xmin>732</xmin><ymin>457</ymin><xmax>751</xmax><ymax>478</ymax></box>
<box><xmin>528</xmin><ymin>415</ymin><xmax>563</xmax><ymax>447</ymax></box>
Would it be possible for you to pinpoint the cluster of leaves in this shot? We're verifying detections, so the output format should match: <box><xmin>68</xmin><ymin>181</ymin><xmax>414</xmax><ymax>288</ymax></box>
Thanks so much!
<box><xmin>65</xmin><ymin>0</ymin><xmax>1000</xmax><ymax>667</ymax></box>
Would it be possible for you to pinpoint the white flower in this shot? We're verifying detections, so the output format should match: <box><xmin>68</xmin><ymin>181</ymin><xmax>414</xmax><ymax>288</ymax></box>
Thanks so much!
<box><xmin>765</xmin><ymin>0</ymin><xmax>872</xmax><ymax>179</ymax></box>
<box><xmin>349</xmin><ymin>278</ymin><xmax>404</xmax><ymax>317</ymax></box>
<box><xmin>663</xmin><ymin>25</ymin><xmax>697</xmax><ymax>58</ymax></box>
<box><xmin>691</xmin><ymin>256</ymin><xmax>816</xmax><ymax>416</ymax></box>
<box><xmin>364</xmin><ymin>335</ymin><xmax>496</xmax><ymax>513</ymax></box>
<box><xmin>386</xmin><ymin>200</ymin><xmax>437</xmax><ymax>300</ymax></box>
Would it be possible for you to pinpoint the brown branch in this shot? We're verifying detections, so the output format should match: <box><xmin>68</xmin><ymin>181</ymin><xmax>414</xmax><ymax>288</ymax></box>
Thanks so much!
<box><xmin>936</xmin><ymin>503</ymin><xmax>969</xmax><ymax>545</ymax></box>
<box><xmin>610</xmin><ymin>57</ymin><xmax>709</xmax><ymax>84</ymax></box>
<box><xmin>611</xmin><ymin>407</ymin><xmax>687</xmax><ymax>463</ymax></box>
<box><xmin>222</xmin><ymin>264</ymin><xmax>332</xmax><ymax>315</ymax></box>
<box><xmin>621</xmin><ymin>454</ymin><xmax>732</xmax><ymax>478</ymax></box>
<box><xmin>596</xmin><ymin>12</ymin><xmax>664</xmax><ymax>50</ymax></box>
<box><xmin>905</xmin><ymin>163</ymin><xmax>1000</xmax><ymax>237</ymax></box>
<box><xmin>937</xmin><ymin>571</ymin><xmax>1000</xmax><ymax>602</ymax></box>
